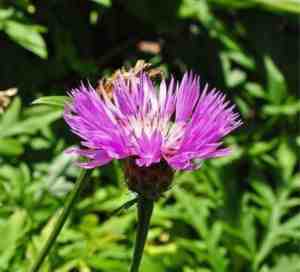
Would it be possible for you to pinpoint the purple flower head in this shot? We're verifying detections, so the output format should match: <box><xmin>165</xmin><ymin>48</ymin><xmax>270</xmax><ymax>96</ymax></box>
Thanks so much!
<box><xmin>64</xmin><ymin>72</ymin><xmax>242</xmax><ymax>171</ymax></box>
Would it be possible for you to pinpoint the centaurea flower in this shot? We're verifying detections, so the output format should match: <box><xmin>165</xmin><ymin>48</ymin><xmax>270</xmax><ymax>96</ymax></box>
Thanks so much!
<box><xmin>63</xmin><ymin>70</ymin><xmax>242</xmax><ymax>272</ymax></box>
<box><xmin>64</xmin><ymin>72</ymin><xmax>241</xmax><ymax>196</ymax></box>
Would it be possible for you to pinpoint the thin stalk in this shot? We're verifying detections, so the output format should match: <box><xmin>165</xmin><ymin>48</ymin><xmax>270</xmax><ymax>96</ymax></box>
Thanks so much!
<box><xmin>130</xmin><ymin>195</ymin><xmax>154</xmax><ymax>272</ymax></box>
<box><xmin>30</xmin><ymin>169</ymin><xmax>91</xmax><ymax>272</ymax></box>
<box><xmin>110</xmin><ymin>197</ymin><xmax>138</xmax><ymax>217</ymax></box>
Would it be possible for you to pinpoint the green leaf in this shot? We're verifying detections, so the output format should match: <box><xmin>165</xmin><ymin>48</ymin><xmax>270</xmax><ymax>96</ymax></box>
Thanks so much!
<box><xmin>276</xmin><ymin>139</ymin><xmax>297</xmax><ymax>181</ymax></box>
<box><xmin>40</xmin><ymin>152</ymin><xmax>76</xmax><ymax>197</ymax></box>
<box><xmin>4</xmin><ymin>20</ymin><xmax>47</xmax><ymax>59</ymax></box>
<box><xmin>0</xmin><ymin>96</ymin><xmax>21</xmax><ymax>129</ymax></box>
<box><xmin>220</xmin><ymin>52</ymin><xmax>246</xmax><ymax>87</ymax></box>
<box><xmin>0</xmin><ymin>210</ymin><xmax>27</xmax><ymax>270</ymax></box>
<box><xmin>227</xmin><ymin>69</ymin><xmax>247</xmax><ymax>87</ymax></box>
<box><xmin>235</xmin><ymin>97</ymin><xmax>251</xmax><ymax>118</ymax></box>
<box><xmin>210</xmin><ymin>0</ymin><xmax>300</xmax><ymax>14</ymax></box>
<box><xmin>88</xmin><ymin>257</ymin><xmax>127</xmax><ymax>271</ymax></box>
<box><xmin>248</xmin><ymin>140</ymin><xmax>277</xmax><ymax>156</ymax></box>
<box><xmin>27</xmin><ymin>213</ymin><xmax>59</xmax><ymax>271</ymax></box>
<box><xmin>255</xmin><ymin>0</ymin><xmax>300</xmax><ymax>14</ymax></box>
<box><xmin>179</xmin><ymin>0</ymin><xmax>211</xmax><ymax>23</ymax></box>
<box><xmin>227</xmin><ymin>51</ymin><xmax>256</xmax><ymax>70</ymax></box>
<box><xmin>32</xmin><ymin>96</ymin><xmax>70</xmax><ymax>109</ymax></box>
<box><xmin>91</xmin><ymin>0</ymin><xmax>112</xmax><ymax>7</ymax></box>
<box><xmin>0</xmin><ymin>8</ymin><xmax>14</xmax><ymax>27</ymax></box>
<box><xmin>0</xmin><ymin>138</ymin><xmax>24</xmax><ymax>156</ymax></box>
<box><xmin>262</xmin><ymin>101</ymin><xmax>300</xmax><ymax>116</ymax></box>
<box><xmin>271</xmin><ymin>255</ymin><xmax>300</xmax><ymax>272</ymax></box>
<box><xmin>281</xmin><ymin>214</ymin><xmax>300</xmax><ymax>232</ymax></box>
<box><xmin>264</xmin><ymin>55</ymin><xmax>287</xmax><ymax>104</ymax></box>
<box><xmin>245</xmin><ymin>82</ymin><xmax>266</xmax><ymax>99</ymax></box>
<box><xmin>0</xmin><ymin>110</ymin><xmax>62</xmax><ymax>138</ymax></box>
<box><xmin>251</xmin><ymin>181</ymin><xmax>276</xmax><ymax>207</ymax></box>
<box><xmin>30</xmin><ymin>137</ymin><xmax>51</xmax><ymax>150</ymax></box>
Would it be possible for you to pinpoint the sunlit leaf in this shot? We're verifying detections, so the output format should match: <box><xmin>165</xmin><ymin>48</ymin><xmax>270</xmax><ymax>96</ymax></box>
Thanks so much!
<box><xmin>0</xmin><ymin>138</ymin><xmax>24</xmax><ymax>156</ymax></box>
<box><xmin>0</xmin><ymin>97</ymin><xmax>21</xmax><ymax>129</ymax></box>
<box><xmin>271</xmin><ymin>255</ymin><xmax>300</xmax><ymax>272</ymax></box>
<box><xmin>90</xmin><ymin>0</ymin><xmax>111</xmax><ymax>7</ymax></box>
<box><xmin>32</xmin><ymin>96</ymin><xmax>70</xmax><ymax>109</ymax></box>
<box><xmin>0</xmin><ymin>110</ymin><xmax>62</xmax><ymax>137</ymax></box>
<box><xmin>276</xmin><ymin>139</ymin><xmax>297</xmax><ymax>182</ymax></box>
<box><xmin>264</xmin><ymin>55</ymin><xmax>287</xmax><ymax>104</ymax></box>
<box><xmin>0</xmin><ymin>210</ymin><xmax>26</xmax><ymax>270</ymax></box>
<box><xmin>4</xmin><ymin>20</ymin><xmax>47</xmax><ymax>59</ymax></box>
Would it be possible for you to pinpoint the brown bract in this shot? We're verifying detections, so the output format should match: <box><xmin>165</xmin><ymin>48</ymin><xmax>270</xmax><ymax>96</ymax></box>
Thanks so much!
<box><xmin>0</xmin><ymin>88</ymin><xmax>18</xmax><ymax>113</ymax></box>
<box><xmin>96</xmin><ymin>60</ymin><xmax>164</xmax><ymax>98</ymax></box>
<box><xmin>124</xmin><ymin>158</ymin><xmax>174</xmax><ymax>200</ymax></box>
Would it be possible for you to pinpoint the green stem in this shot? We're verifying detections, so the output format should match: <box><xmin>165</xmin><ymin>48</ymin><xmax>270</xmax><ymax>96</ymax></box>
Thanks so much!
<box><xmin>130</xmin><ymin>195</ymin><xmax>154</xmax><ymax>272</ymax></box>
<box><xmin>30</xmin><ymin>169</ymin><xmax>91</xmax><ymax>272</ymax></box>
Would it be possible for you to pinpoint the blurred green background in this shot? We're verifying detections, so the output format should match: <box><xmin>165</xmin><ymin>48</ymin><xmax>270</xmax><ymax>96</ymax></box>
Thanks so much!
<box><xmin>0</xmin><ymin>0</ymin><xmax>299</xmax><ymax>271</ymax></box>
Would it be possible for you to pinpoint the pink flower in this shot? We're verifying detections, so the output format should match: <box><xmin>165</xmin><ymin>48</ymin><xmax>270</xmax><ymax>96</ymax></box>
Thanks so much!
<box><xmin>64</xmin><ymin>72</ymin><xmax>242</xmax><ymax>170</ymax></box>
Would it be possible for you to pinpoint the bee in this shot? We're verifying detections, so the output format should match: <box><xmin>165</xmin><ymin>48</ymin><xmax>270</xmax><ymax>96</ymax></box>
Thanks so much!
<box><xmin>0</xmin><ymin>88</ymin><xmax>17</xmax><ymax>113</ymax></box>
<box><xmin>96</xmin><ymin>60</ymin><xmax>164</xmax><ymax>98</ymax></box>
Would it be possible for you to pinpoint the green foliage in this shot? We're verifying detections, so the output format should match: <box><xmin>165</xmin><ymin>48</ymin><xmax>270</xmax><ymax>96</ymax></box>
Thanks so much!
<box><xmin>0</xmin><ymin>7</ymin><xmax>47</xmax><ymax>58</ymax></box>
<box><xmin>0</xmin><ymin>0</ymin><xmax>299</xmax><ymax>271</ymax></box>
<box><xmin>32</xmin><ymin>96</ymin><xmax>70</xmax><ymax>109</ymax></box>
<box><xmin>91</xmin><ymin>0</ymin><xmax>112</xmax><ymax>7</ymax></box>
<box><xmin>209</xmin><ymin>0</ymin><xmax>300</xmax><ymax>14</ymax></box>
<box><xmin>0</xmin><ymin>210</ymin><xmax>27</xmax><ymax>270</ymax></box>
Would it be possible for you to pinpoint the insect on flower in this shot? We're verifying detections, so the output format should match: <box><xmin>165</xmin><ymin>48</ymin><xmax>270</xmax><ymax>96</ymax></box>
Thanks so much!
<box><xmin>64</xmin><ymin>67</ymin><xmax>242</xmax><ymax>198</ymax></box>
<box><xmin>96</xmin><ymin>60</ymin><xmax>163</xmax><ymax>98</ymax></box>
